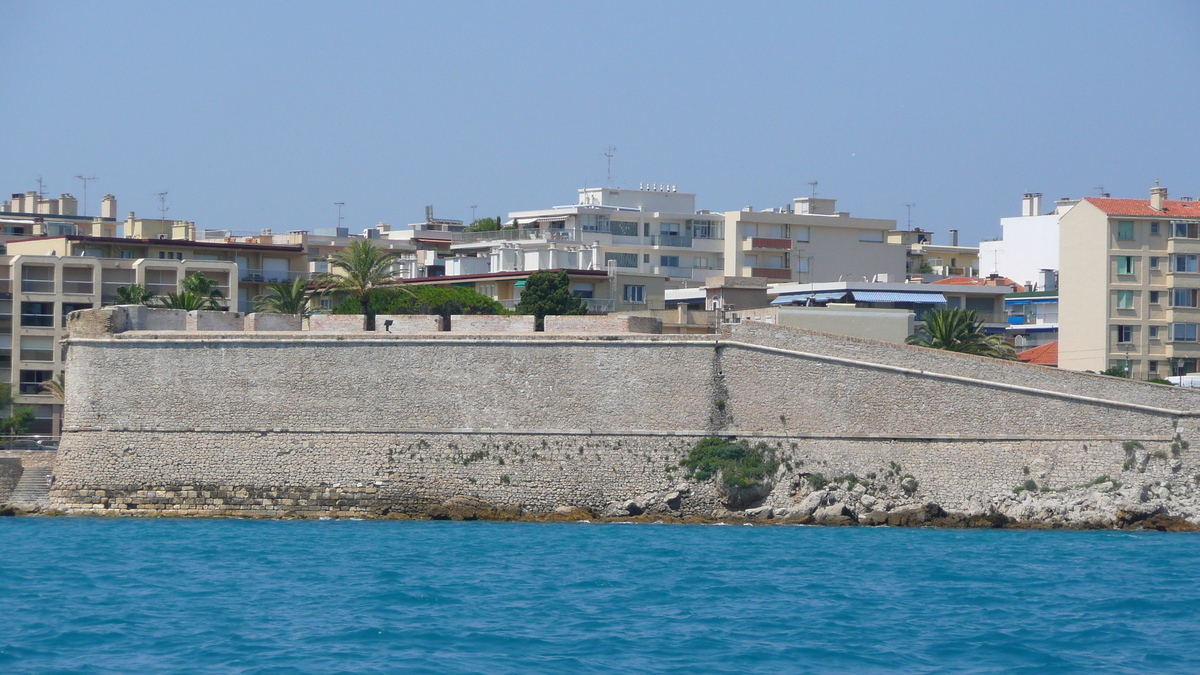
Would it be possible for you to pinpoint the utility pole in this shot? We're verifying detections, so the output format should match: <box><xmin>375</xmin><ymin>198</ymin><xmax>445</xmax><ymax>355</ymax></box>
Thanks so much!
<box><xmin>75</xmin><ymin>175</ymin><xmax>97</xmax><ymax>216</ymax></box>
<box><xmin>470</xmin><ymin>204</ymin><xmax>478</xmax><ymax>223</ymax></box>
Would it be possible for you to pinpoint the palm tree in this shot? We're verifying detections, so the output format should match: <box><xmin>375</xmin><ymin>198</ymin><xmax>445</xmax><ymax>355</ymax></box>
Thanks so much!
<box><xmin>254</xmin><ymin>277</ymin><xmax>313</xmax><ymax>317</ymax></box>
<box><xmin>154</xmin><ymin>291</ymin><xmax>211</xmax><ymax>311</ymax></box>
<box><xmin>317</xmin><ymin>240</ymin><xmax>397</xmax><ymax>330</ymax></box>
<box><xmin>179</xmin><ymin>272</ymin><xmax>226</xmax><ymax>310</ymax></box>
<box><xmin>906</xmin><ymin>308</ymin><xmax>1016</xmax><ymax>360</ymax></box>
<box><xmin>114</xmin><ymin>284</ymin><xmax>155</xmax><ymax>306</ymax></box>
<box><xmin>39</xmin><ymin>372</ymin><xmax>65</xmax><ymax>400</ymax></box>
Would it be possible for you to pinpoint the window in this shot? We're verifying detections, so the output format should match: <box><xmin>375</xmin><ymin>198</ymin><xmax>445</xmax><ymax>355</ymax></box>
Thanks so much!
<box><xmin>19</xmin><ymin>336</ymin><xmax>54</xmax><ymax>362</ymax></box>
<box><xmin>20</xmin><ymin>265</ymin><xmax>55</xmax><ymax>293</ymax></box>
<box><xmin>1150</xmin><ymin>326</ymin><xmax>1160</xmax><ymax>340</ymax></box>
<box><xmin>1116</xmin><ymin>291</ymin><xmax>1134</xmax><ymax>309</ymax></box>
<box><xmin>1116</xmin><ymin>256</ymin><xmax>1135</xmax><ymax>275</ymax></box>
<box><xmin>858</xmin><ymin>230</ymin><xmax>884</xmax><ymax>242</ymax></box>
<box><xmin>1151</xmin><ymin>222</ymin><xmax>1161</xmax><ymax>235</ymax></box>
<box><xmin>20</xmin><ymin>302</ymin><xmax>54</xmax><ymax>328</ymax></box>
<box><xmin>659</xmin><ymin>223</ymin><xmax>680</xmax><ymax>236</ymax></box>
<box><xmin>693</xmin><ymin>257</ymin><xmax>710</xmax><ymax>269</ymax></box>
<box><xmin>571</xmin><ymin>282</ymin><xmax>594</xmax><ymax>299</ymax></box>
<box><xmin>1150</xmin><ymin>257</ymin><xmax>1160</xmax><ymax>270</ymax></box>
<box><xmin>659</xmin><ymin>255</ymin><xmax>680</xmax><ymax>268</ymax></box>
<box><xmin>1173</xmin><ymin>221</ymin><xmax>1200</xmax><ymax>239</ymax></box>
<box><xmin>603</xmin><ymin>252</ymin><xmax>637</xmax><ymax>268</ymax></box>
<box><xmin>1175</xmin><ymin>254</ymin><xmax>1200</xmax><ymax>273</ymax></box>
<box><xmin>1150</xmin><ymin>291</ymin><xmax>1161</xmax><ymax>304</ymax></box>
<box><xmin>1117</xmin><ymin>325</ymin><xmax>1133</xmax><ymax>343</ymax></box>
<box><xmin>118</xmin><ymin>250</ymin><xmax>134</xmax><ymax>259</ymax></box>
<box><xmin>1173</xmin><ymin>288</ymin><xmax>1199</xmax><ymax>307</ymax></box>
<box><xmin>1117</xmin><ymin>221</ymin><xmax>1135</xmax><ymax>240</ymax></box>
<box><xmin>622</xmin><ymin>285</ymin><xmax>645</xmax><ymax>303</ymax></box>
<box><xmin>18</xmin><ymin>370</ymin><xmax>52</xmax><ymax>395</ymax></box>
<box><xmin>795</xmin><ymin>226</ymin><xmax>810</xmax><ymax>243</ymax></box>
<box><xmin>744</xmin><ymin>255</ymin><xmax>758</xmax><ymax>267</ymax></box>
<box><xmin>1173</xmin><ymin>323</ymin><xmax>1199</xmax><ymax>342</ymax></box>
<box><xmin>643</xmin><ymin>223</ymin><xmax>650</xmax><ymax>237</ymax></box>
<box><xmin>1150</xmin><ymin>360</ymin><xmax>1159</xmax><ymax>373</ymax></box>
<box><xmin>798</xmin><ymin>257</ymin><xmax>811</xmax><ymax>273</ymax></box>
<box><xmin>643</xmin><ymin>254</ymin><xmax>650</xmax><ymax>263</ymax></box>
<box><xmin>766</xmin><ymin>255</ymin><xmax>787</xmax><ymax>269</ymax></box>
<box><xmin>477</xmin><ymin>283</ymin><xmax>498</xmax><ymax>299</ymax></box>
<box><xmin>610</xmin><ymin>221</ymin><xmax>638</xmax><ymax>237</ymax></box>
<box><xmin>158</xmin><ymin>251</ymin><xmax>183</xmax><ymax>260</ymax></box>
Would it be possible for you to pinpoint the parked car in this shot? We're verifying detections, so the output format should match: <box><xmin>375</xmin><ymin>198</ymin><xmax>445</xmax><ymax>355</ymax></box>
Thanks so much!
<box><xmin>1</xmin><ymin>437</ymin><xmax>58</xmax><ymax>451</ymax></box>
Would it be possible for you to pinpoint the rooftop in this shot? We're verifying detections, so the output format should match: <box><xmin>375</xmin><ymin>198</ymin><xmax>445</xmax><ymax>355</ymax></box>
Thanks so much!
<box><xmin>1085</xmin><ymin>197</ymin><xmax>1200</xmax><ymax>218</ymax></box>
<box><xmin>1016</xmin><ymin>341</ymin><xmax>1058</xmax><ymax>367</ymax></box>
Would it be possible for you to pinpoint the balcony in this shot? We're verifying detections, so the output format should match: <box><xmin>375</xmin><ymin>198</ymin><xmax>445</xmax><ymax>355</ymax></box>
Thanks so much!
<box><xmin>650</xmin><ymin>234</ymin><xmax>693</xmax><ymax>248</ymax></box>
<box><xmin>62</xmin><ymin>281</ymin><xmax>94</xmax><ymax>295</ymax></box>
<box><xmin>239</xmin><ymin>269</ymin><xmax>311</xmax><ymax>284</ymax></box>
<box><xmin>742</xmin><ymin>237</ymin><xmax>792</xmax><ymax>251</ymax></box>
<box><xmin>652</xmin><ymin>265</ymin><xmax>693</xmax><ymax>279</ymax></box>
<box><xmin>459</xmin><ymin>228</ymin><xmax>576</xmax><ymax>245</ymax></box>
<box><xmin>1008</xmin><ymin>312</ymin><xmax>1059</xmax><ymax>325</ymax></box>
<box><xmin>748</xmin><ymin>267</ymin><xmax>792</xmax><ymax>280</ymax></box>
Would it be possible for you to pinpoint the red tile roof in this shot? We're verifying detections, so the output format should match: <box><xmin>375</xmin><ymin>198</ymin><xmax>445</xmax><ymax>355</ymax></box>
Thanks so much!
<box><xmin>931</xmin><ymin>276</ymin><xmax>1026</xmax><ymax>292</ymax></box>
<box><xmin>1084</xmin><ymin>197</ymin><xmax>1200</xmax><ymax>218</ymax></box>
<box><xmin>1017</xmin><ymin>341</ymin><xmax>1058</xmax><ymax>367</ymax></box>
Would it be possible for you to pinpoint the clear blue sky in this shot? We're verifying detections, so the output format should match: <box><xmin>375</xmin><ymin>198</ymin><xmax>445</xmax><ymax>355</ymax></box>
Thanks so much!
<box><xmin>2</xmin><ymin>0</ymin><xmax>1197</xmax><ymax>245</ymax></box>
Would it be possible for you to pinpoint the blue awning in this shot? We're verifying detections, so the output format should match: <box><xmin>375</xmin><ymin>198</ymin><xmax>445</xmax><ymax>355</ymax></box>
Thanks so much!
<box><xmin>771</xmin><ymin>291</ymin><xmax>849</xmax><ymax>305</ymax></box>
<box><xmin>1006</xmin><ymin>299</ymin><xmax>1030</xmax><ymax>306</ymax></box>
<box><xmin>850</xmin><ymin>291</ymin><xmax>947</xmax><ymax>304</ymax></box>
<box><xmin>1031</xmin><ymin>298</ymin><xmax>1057</xmax><ymax>304</ymax></box>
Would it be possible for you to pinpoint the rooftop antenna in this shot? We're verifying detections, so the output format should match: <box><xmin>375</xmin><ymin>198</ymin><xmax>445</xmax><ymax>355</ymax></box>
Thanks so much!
<box><xmin>36</xmin><ymin>176</ymin><xmax>47</xmax><ymax>199</ymax></box>
<box><xmin>335</xmin><ymin>202</ymin><xmax>345</xmax><ymax>228</ymax></box>
<box><xmin>1093</xmin><ymin>186</ymin><xmax>1105</xmax><ymax>196</ymax></box>
<box><xmin>470</xmin><ymin>204</ymin><xmax>478</xmax><ymax>222</ymax></box>
<box><xmin>808</xmin><ymin>181</ymin><xmax>818</xmax><ymax>199</ymax></box>
<box><xmin>75</xmin><ymin>175</ymin><xmax>97</xmax><ymax>216</ymax></box>
<box><xmin>905</xmin><ymin>203</ymin><xmax>915</xmax><ymax>228</ymax></box>
<box><xmin>604</xmin><ymin>145</ymin><xmax>616</xmax><ymax>188</ymax></box>
<box><xmin>156</xmin><ymin>190</ymin><xmax>169</xmax><ymax>221</ymax></box>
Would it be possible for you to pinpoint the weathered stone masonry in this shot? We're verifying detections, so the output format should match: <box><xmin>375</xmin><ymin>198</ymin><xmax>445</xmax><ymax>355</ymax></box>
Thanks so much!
<box><xmin>49</xmin><ymin>320</ymin><xmax>1200</xmax><ymax>518</ymax></box>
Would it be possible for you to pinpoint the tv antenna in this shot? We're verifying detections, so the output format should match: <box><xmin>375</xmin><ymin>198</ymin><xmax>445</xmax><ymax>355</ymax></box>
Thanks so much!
<box><xmin>335</xmin><ymin>202</ymin><xmax>345</xmax><ymax>228</ymax></box>
<box><xmin>470</xmin><ymin>204</ymin><xmax>478</xmax><ymax>222</ymax></box>
<box><xmin>75</xmin><ymin>175</ymin><xmax>97</xmax><ymax>216</ymax></box>
<box><xmin>1093</xmin><ymin>186</ymin><xmax>1106</xmax><ymax>196</ymax></box>
<box><xmin>808</xmin><ymin>181</ymin><xmax>818</xmax><ymax>199</ymax></box>
<box><xmin>36</xmin><ymin>176</ymin><xmax>47</xmax><ymax>199</ymax></box>
<box><xmin>156</xmin><ymin>190</ymin><xmax>170</xmax><ymax>221</ymax></box>
<box><xmin>905</xmin><ymin>203</ymin><xmax>916</xmax><ymax>228</ymax></box>
<box><xmin>604</xmin><ymin>145</ymin><xmax>616</xmax><ymax>187</ymax></box>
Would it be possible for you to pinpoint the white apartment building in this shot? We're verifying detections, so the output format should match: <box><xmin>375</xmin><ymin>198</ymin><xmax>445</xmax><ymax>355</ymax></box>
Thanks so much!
<box><xmin>978</xmin><ymin>192</ymin><xmax>1075</xmax><ymax>290</ymax></box>
<box><xmin>1059</xmin><ymin>185</ymin><xmax>1200</xmax><ymax>378</ymax></box>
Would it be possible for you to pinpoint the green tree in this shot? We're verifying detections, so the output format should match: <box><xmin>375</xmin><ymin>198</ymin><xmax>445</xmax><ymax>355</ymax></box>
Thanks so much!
<box><xmin>39</xmin><ymin>372</ymin><xmax>65</xmax><ymax>400</ymax></box>
<box><xmin>113</xmin><ymin>284</ymin><xmax>155</xmax><ymax>306</ymax></box>
<box><xmin>463</xmin><ymin>216</ymin><xmax>503</xmax><ymax>233</ymax></box>
<box><xmin>0</xmin><ymin>384</ymin><xmax>33</xmax><ymax>439</ymax></box>
<box><xmin>179</xmin><ymin>272</ymin><xmax>226</xmax><ymax>310</ymax></box>
<box><xmin>905</xmin><ymin>308</ymin><xmax>1016</xmax><ymax>359</ymax></box>
<box><xmin>154</xmin><ymin>291</ymin><xmax>211</xmax><ymax>311</ymax></box>
<box><xmin>514</xmin><ymin>270</ymin><xmax>586</xmax><ymax>331</ymax></box>
<box><xmin>331</xmin><ymin>285</ymin><xmax>505</xmax><ymax>322</ymax></box>
<box><xmin>254</xmin><ymin>277</ymin><xmax>313</xmax><ymax>317</ymax></box>
<box><xmin>317</xmin><ymin>240</ymin><xmax>397</xmax><ymax>330</ymax></box>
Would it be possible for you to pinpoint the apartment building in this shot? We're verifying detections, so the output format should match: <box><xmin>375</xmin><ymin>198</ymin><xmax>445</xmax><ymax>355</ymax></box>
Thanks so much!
<box><xmin>0</xmin><ymin>191</ymin><xmax>121</xmax><ymax>244</ymax></box>
<box><xmin>723</xmin><ymin>197</ymin><xmax>904</xmax><ymax>284</ymax></box>
<box><xmin>887</xmin><ymin>228</ymin><xmax>980</xmax><ymax>279</ymax></box>
<box><xmin>1059</xmin><ymin>184</ymin><xmax>1200</xmax><ymax>378</ymax></box>
<box><xmin>978</xmin><ymin>192</ymin><xmax>1075</xmax><ymax>289</ymax></box>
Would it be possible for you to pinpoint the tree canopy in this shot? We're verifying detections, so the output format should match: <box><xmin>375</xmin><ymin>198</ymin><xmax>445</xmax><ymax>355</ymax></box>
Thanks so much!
<box><xmin>113</xmin><ymin>284</ymin><xmax>155</xmax><ymax>306</ymax></box>
<box><xmin>463</xmin><ymin>217</ymin><xmax>503</xmax><ymax>233</ymax></box>
<box><xmin>0</xmin><ymin>384</ymin><xmax>33</xmax><ymax>439</ymax></box>
<box><xmin>331</xmin><ymin>285</ymin><xmax>505</xmax><ymax>321</ymax></box>
<box><xmin>254</xmin><ymin>277</ymin><xmax>313</xmax><ymax>317</ymax></box>
<box><xmin>154</xmin><ymin>272</ymin><xmax>226</xmax><ymax>311</ymax></box>
<box><xmin>905</xmin><ymin>308</ymin><xmax>1016</xmax><ymax>360</ymax></box>
<box><xmin>514</xmin><ymin>270</ymin><xmax>587</xmax><ymax>330</ymax></box>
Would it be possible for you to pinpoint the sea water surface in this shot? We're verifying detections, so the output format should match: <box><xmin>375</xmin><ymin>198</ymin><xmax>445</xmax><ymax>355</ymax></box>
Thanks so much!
<box><xmin>1</xmin><ymin>519</ymin><xmax>1199</xmax><ymax>674</ymax></box>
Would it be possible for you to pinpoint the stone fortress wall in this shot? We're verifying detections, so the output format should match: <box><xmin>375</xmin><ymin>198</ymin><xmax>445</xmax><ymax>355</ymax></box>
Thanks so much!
<box><xmin>45</xmin><ymin>307</ymin><xmax>1200</xmax><ymax>519</ymax></box>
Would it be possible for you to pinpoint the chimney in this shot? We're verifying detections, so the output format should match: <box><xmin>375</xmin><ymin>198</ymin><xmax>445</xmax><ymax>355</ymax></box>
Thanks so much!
<box><xmin>1022</xmin><ymin>193</ymin><xmax>1043</xmax><ymax>217</ymax></box>
<box><xmin>1151</xmin><ymin>182</ymin><xmax>1168</xmax><ymax>212</ymax></box>
<box><xmin>949</xmin><ymin>229</ymin><xmax>959</xmax><ymax>246</ymax></box>
<box><xmin>100</xmin><ymin>194</ymin><xmax>117</xmax><ymax>219</ymax></box>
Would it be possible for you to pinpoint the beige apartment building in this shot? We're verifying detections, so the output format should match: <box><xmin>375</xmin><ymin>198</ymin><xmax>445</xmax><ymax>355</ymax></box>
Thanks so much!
<box><xmin>723</xmin><ymin>197</ymin><xmax>905</xmax><ymax>284</ymax></box>
<box><xmin>1059</xmin><ymin>185</ymin><xmax>1200</xmax><ymax>378</ymax></box>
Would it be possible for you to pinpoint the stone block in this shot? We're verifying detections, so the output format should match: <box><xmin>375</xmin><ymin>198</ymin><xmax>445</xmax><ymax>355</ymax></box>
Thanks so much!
<box><xmin>187</xmin><ymin>311</ymin><xmax>244</xmax><ymax>332</ymax></box>
<box><xmin>126</xmin><ymin>306</ymin><xmax>188</xmax><ymax>331</ymax></box>
<box><xmin>450</xmin><ymin>315</ymin><xmax>535</xmax><ymax>332</ymax></box>
<box><xmin>66</xmin><ymin>306</ymin><xmax>126</xmax><ymax>337</ymax></box>
<box><xmin>374</xmin><ymin>315</ymin><xmax>443</xmax><ymax>333</ymax></box>
<box><xmin>309</xmin><ymin>314</ymin><xmax>365</xmax><ymax>331</ymax></box>
<box><xmin>245</xmin><ymin>313</ymin><xmax>303</xmax><ymax>331</ymax></box>
<box><xmin>544</xmin><ymin>314</ymin><xmax>663</xmax><ymax>334</ymax></box>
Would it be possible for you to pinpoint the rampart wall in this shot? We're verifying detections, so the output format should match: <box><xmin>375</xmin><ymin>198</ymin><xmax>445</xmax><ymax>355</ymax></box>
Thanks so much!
<box><xmin>45</xmin><ymin>318</ymin><xmax>1200</xmax><ymax>520</ymax></box>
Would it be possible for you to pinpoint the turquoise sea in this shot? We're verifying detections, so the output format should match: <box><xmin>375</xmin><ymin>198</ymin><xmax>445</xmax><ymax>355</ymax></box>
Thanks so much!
<box><xmin>1</xmin><ymin>519</ymin><xmax>1199</xmax><ymax>674</ymax></box>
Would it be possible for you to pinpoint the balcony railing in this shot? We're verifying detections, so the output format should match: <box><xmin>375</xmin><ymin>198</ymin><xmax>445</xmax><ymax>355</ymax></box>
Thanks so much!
<box><xmin>239</xmin><ymin>269</ymin><xmax>310</xmax><ymax>284</ymax></box>
<box><xmin>1008</xmin><ymin>312</ymin><xmax>1059</xmax><ymax>325</ymax></box>
<box><xmin>20</xmin><ymin>280</ymin><xmax>55</xmax><ymax>294</ymax></box>
<box><xmin>650</xmin><ymin>234</ymin><xmax>693</xmax><ymax>248</ymax></box>
<box><xmin>748</xmin><ymin>267</ymin><xmax>792</xmax><ymax>279</ymax></box>
<box><xmin>62</xmin><ymin>281</ymin><xmax>94</xmax><ymax>295</ymax></box>
<box><xmin>20</xmin><ymin>313</ymin><xmax>55</xmax><ymax>328</ymax></box>
<box><xmin>743</xmin><ymin>237</ymin><xmax>792</xmax><ymax>251</ymax></box>
<box><xmin>459</xmin><ymin>228</ymin><xmax>576</xmax><ymax>244</ymax></box>
<box><xmin>652</xmin><ymin>265</ymin><xmax>693</xmax><ymax>278</ymax></box>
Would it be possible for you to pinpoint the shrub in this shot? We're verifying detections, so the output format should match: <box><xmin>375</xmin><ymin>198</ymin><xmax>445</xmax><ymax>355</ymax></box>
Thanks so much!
<box><xmin>806</xmin><ymin>473</ymin><xmax>828</xmax><ymax>490</ymax></box>
<box><xmin>332</xmin><ymin>285</ymin><xmax>505</xmax><ymax>320</ymax></box>
<box><xmin>682</xmin><ymin>437</ymin><xmax>779</xmax><ymax>488</ymax></box>
<box><xmin>1022</xmin><ymin>479</ymin><xmax>1038</xmax><ymax>492</ymax></box>
<box><xmin>499</xmin><ymin>475</ymin><xmax>511</xmax><ymax>485</ymax></box>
